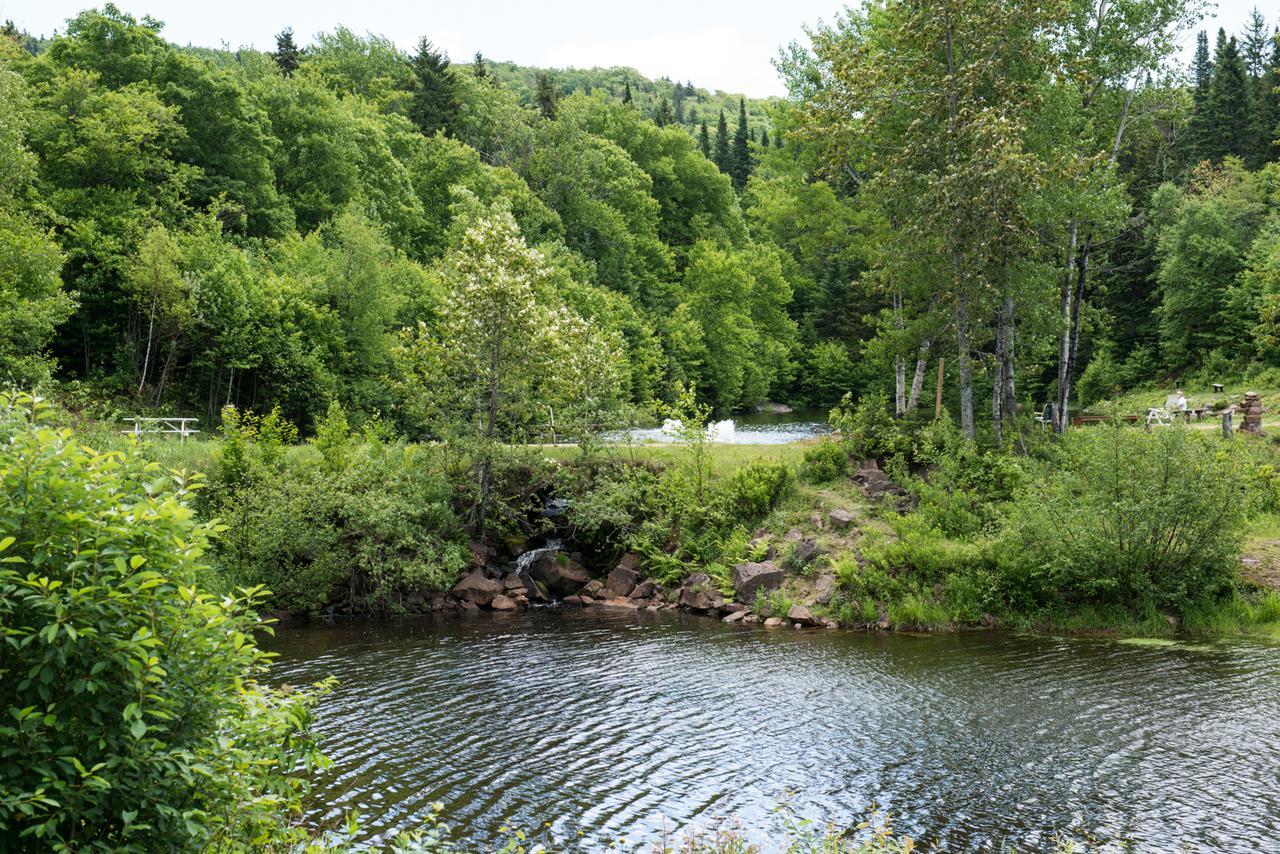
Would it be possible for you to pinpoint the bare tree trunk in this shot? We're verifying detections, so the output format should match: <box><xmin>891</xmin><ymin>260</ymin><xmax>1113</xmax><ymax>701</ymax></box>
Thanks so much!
<box><xmin>893</xmin><ymin>292</ymin><xmax>906</xmax><ymax>417</ymax></box>
<box><xmin>1055</xmin><ymin>221</ymin><xmax>1079</xmax><ymax>433</ymax></box>
<box><xmin>137</xmin><ymin>297</ymin><xmax>158</xmax><ymax>400</ymax></box>
<box><xmin>1001</xmin><ymin>295</ymin><xmax>1016</xmax><ymax>421</ymax></box>
<box><xmin>993</xmin><ymin>295</ymin><xmax>1016</xmax><ymax>447</ymax></box>
<box><xmin>474</xmin><ymin>343</ymin><xmax>503</xmax><ymax>537</ymax></box>
<box><xmin>1056</xmin><ymin>81</ymin><xmax>1136</xmax><ymax>433</ymax></box>
<box><xmin>906</xmin><ymin>341</ymin><xmax>932</xmax><ymax>415</ymax></box>
<box><xmin>954</xmin><ymin>287</ymin><xmax>975</xmax><ymax>440</ymax></box>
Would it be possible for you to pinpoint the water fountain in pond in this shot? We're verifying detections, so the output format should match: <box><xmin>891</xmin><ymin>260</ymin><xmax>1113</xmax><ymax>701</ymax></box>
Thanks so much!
<box><xmin>656</xmin><ymin>418</ymin><xmax>737</xmax><ymax>442</ymax></box>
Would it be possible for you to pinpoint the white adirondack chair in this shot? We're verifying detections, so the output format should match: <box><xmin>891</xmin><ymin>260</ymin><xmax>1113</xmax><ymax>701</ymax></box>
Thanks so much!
<box><xmin>1146</xmin><ymin>395</ymin><xmax>1177</xmax><ymax>428</ymax></box>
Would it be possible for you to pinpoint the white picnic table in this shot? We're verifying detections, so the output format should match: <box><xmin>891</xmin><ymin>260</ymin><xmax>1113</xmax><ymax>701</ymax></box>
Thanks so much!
<box><xmin>121</xmin><ymin>417</ymin><xmax>201</xmax><ymax>442</ymax></box>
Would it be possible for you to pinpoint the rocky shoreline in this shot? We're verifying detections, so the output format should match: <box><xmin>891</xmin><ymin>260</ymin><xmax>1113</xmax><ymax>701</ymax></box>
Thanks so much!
<box><xmin>382</xmin><ymin>505</ymin><xmax>890</xmax><ymax>631</ymax></box>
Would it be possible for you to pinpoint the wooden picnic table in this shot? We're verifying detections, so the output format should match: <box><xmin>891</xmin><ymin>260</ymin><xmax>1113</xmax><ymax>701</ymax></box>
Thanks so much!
<box><xmin>1071</xmin><ymin>414</ymin><xmax>1140</xmax><ymax>427</ymax></box>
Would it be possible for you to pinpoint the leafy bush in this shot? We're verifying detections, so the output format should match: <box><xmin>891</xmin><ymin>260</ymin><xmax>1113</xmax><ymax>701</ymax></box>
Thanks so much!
<box><xmin>1006</xmin><ymin>425</ymin><xmax>1247</xmax><ymax>612</ymax></box>
<box><xmin>212</xmin><ymin>419</ymin><xmax>470</xmax><ymax>614</ymax></box>
<box><xmin>725</xmin><ymin>459</ymin><xmax>792</xmax><ymax>518</ymax></box>
<box><xmin>829</xmin><ymin>392</ymin><xmax>912</xmax><ymax>463</ymax></box>
<box><xmin>0</xmin><ymin>393</ymin><xmax>323</xmax><ymax>850</ymax></box>
<box><xmin>801</xmin><ymin>440</ymin><xmax>849</xmax><ymax>483</ymax></box>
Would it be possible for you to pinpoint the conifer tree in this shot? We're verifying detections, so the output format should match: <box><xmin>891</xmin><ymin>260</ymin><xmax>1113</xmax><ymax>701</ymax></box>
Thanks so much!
<box><xmin>730</xmin><ymin>98</ymin><xmax>751</xmax><ymax>189</ymax></box>
<box><xmin>673</xmin><ymin>86</ymin><xmax>685</xmax><ymax>123</ymax></box>
<box><xmin>714</xmin><ymin>109</ymin><xmax>731</xmax><ymax>173</ymax></box>
<box><xmin>408</xmin><ymin>38</ymin><xmax>458</xmax><ymax>136</ymax></box>
<box><xmin>653</xmin><ymin>96</ymin><xmax>674</xmax><ymax>127</ymax></box>
<box><xmin>472</xmin><ymin>51</ymin><xmax>489</xmax><ymax>81</ymax></box>
<box><xmin>1193</xmin><ymin>30</ymin><xmax>1213</xmax><ymax>90</ymax></box>
<box><xmin>1187</xmin><ymin>30</ymin><xmax>1215</xmax><ymax>163</ymax></box>
<box><xmin>698</xmin><ymin>122</ymin><xmax>711</xmax><ymax>158</ymax></box>
<box><xmin>1206</xmin><ymin>31</ymin><xmax>1253</xmax><ymax>162</ymax></box>
<box><xmin>535</xmin><ymin>72</ymin><xmax>558</xmax><ymax>119</ymax></box>
<box><xmin>622</xmin><ymin>78</ymin><xmax>632</xmax><ymax>104</ymax></box>
<box><xmin>1242</xmin><ymin>8</ymin><xmax>1269</xmax><ymax>78</ymax></box>
<box><xmin>272</xmin><ymin>28</ymin><xmax>301</xmax><ymax>78</ymax></box>
<box><xmin>760</xmin><ymin>127</ymin><xmax>769</xmax><ymax>148</ymax></box>
<box><xmin>1259</xmin><ymin>31</ymin><xmax>1280</xmax><ymax>164</ymax></box>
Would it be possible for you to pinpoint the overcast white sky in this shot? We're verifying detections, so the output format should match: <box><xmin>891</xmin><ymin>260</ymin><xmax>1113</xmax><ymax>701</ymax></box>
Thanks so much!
<box><xmin>0</xmin><ymin>0</ymin><xmax>1269</xmax><ymax>97</ymax></box>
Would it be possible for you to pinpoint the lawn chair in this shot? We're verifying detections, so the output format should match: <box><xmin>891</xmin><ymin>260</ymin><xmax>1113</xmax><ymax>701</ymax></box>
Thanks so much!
<box><xmin>1033</xmin><ymin>402</ymin><xmax>1055</xmax><ymax>430</ymax></box>
<box><xmin>1146</xmin><ymin>395</ymin><xmax>1176</xmax><ymax>429</ymax></box>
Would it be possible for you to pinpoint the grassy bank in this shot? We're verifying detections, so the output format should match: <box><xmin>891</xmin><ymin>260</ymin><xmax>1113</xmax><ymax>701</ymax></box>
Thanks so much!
<box><xmin>57</xmin><ymin>391</ymin><xmax>1280</xmax><ymax>640</ymax></box>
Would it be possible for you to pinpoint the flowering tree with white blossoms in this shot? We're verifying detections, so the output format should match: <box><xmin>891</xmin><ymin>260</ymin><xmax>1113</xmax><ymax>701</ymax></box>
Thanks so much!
<box><xmin>394</xmin><ymin>204</ymin><xmax>624</xmax><ymax>532</ymax></box>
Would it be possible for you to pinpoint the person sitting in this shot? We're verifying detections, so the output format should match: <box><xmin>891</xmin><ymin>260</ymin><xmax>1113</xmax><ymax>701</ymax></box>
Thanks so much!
<box><xmin>1175</xmin><ymin>389</ymin><xmax>1189</xmax><ymax>421</ymax></box>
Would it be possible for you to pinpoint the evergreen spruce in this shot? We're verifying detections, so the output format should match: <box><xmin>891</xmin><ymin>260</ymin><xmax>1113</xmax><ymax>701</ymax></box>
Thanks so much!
<box><xmin>698</xmin><ymin>122</ymin><xmax>711</xmax><ymax>159</ymax></box>
<box><xmin>1259</xmin><ymin>32</ymin><xmax>1280</xmax><ymax>164</ymax></box>
<box><xmin>1187</xmin><ymin>30</ymin><xmax>1215</xmax><ymax>163</ymax></box>
<box><xmin>408</xmin><ymin>38</ymin><xmax>458</xmax><ymax>136</ymax></box>
<box><xmin>622</xmin><ymin>78</ymin><xmax>632</xmax><ymax>105</ymax></box>
<box><xmin>714</xmin><ymin>109</ymin><xmax>731</xmax><ymax>173</ymax></box>
<box><xmin>272</xmin><ymin>28</ymin><xmax>301</xmax><ymax>78</ymax></box>
<box><xmin>1193</xmin><ymin>30</ymin><xmax>1213</xmax><ymax>90</ymax></box>
<box><xmin>673</xmin><ymin>86</ymin><xmax>685</xmax><ymax>124</ymax></box>
<box><xmin>730</xmin><ymin>97</ymin><xmax>751</xmax><ymax>189</ymax></box>
<box><xmin>535</xmin><ymin>72</ymin><xmax>559</xmax><ymax>119</ymax></box>
<box><xmin>472</xmin><ymin>51</ymin><xmax>489</xmax><ymax>81</ymax></box>
<box><xmin>1206</xmin><ymin>31</ymin><xmax>1253</xmax><ymax>162</ymax></box>
<box><xmin>760</xmin><ymin>127</ymin><xmax>769</xmax><ymax>148</ymax></box>
<box><xmin>1242</xmin><ymin>8</ymin><xmax>1269</xmax><ymax>78</ymax></box>
<box><xmin>653</xmin><ymin>96</ymin><xmax>674</xmax><ymax>127</ymax></box>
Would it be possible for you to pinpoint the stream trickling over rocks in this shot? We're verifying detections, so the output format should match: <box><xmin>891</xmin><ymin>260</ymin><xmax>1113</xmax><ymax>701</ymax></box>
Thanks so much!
<box><xmin>265</xmin><ymin>610</ymin><xmax>1280</xmax><ymax>850</ymax></box>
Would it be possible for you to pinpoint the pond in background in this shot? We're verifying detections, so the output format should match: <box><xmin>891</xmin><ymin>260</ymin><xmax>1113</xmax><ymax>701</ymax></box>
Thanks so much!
<box><xmin>610</xmin><ymin>407</ymin><xmax>832</xmax><ymax>445</ymax></box>
<box><xmin>266</xmin><ymin>610</ymin><xmax>1280</xmax><ymax>850</ymax></box>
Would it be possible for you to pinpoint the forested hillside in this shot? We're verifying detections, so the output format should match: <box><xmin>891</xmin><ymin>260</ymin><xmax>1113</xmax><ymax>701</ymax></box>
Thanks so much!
<box><xmin>4</xmin><ymin>4</ymin><xmax>1280</xmax><ymax>441</ymax></box>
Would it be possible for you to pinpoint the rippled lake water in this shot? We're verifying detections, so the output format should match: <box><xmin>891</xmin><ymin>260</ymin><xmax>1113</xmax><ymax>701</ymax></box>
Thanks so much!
<box><xmin>266</xmin><ymin>609</ymin><xmax>1280</xmax><ymax>850</ymax></box>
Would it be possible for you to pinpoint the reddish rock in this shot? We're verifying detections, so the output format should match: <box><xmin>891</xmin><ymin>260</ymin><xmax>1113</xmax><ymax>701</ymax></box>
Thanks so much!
<box><xmin>828</xmin><ymin>508</ymin><xmax>856</xmax><ymax>530</ymax></box>
<box><xmin>604</xmin><ymin>564</ymin><xmax>641</xmax><ymax>598</ymax></box>
<box><xmin>582</xmin><ymin>579</ymin><xmax>606</xmax><ymax>598</ymax></box>
<box><xmin>763</xmin><ymin>617</ymin><xmax>785</xmax><ymax>628</ymax></box>
<box><xmin>600</xmin><ymin>596</ymin><xmax>640</xmax><ymax>609</ymax></box>
<box><xmin>502</xmin><ymin>574</ymin><xmax>526</xmax><ymax>592</ymax></box>
<box><xmin>490</xmin><ymin>594</ymin><xmax>518</xmax><ymax>611</ymax></box>
<box><xmin>630</xmin><ymin>580</ymin><xmax>656</xmax><ymax>600</ymax></box>
<box><xmin>452</xmin><ymin>568</ymin><xmax>504</xmax><ymax>606</ymax></box>
<box><xmin>678</xmin><ymin>572</ymin><xmax>726</xmax><ymax>611</ymax></box>
<box><xmin>469</xmin><ymin>540</ymin><xmax>495</xmax><ymax>568</ymax></box>
<box><xmin>722</xmin><ymin>610</ymin><xmax>747</xmax><ymax>623</ymax></box>
<box><xmin>529</xmin><ymin>552</ymin><xmax>590</xmax><ymax>595</ymax></box>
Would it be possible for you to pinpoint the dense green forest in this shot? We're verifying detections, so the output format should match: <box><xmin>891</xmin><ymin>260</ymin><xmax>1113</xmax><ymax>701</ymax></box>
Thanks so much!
<box><xmin>6</xmin><ymin>5</ymin><xmax>1280</xmax><ymax>440</ymax></box>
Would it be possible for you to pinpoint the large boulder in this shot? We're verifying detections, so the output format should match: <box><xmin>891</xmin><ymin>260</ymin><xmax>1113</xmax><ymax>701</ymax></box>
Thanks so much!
<box><xmin>814</xmin><ymin>573</ymin><xmax>838</xmax><ymax>605</ymax></box>
<box><xmin>731</xmin><ymin>561</ymin><xmax>786</xmax><ymax>601</ymax></box>
<box><xmin>788</xmin><ymin>604</ymin><xmax>818</xmax><ymax>626</ymax></box>
<box><xmin>452</xmin><ymin>568</ymin><xmax>503</xmax><ymax>606</ymax></box>
<box><xmin>629</xmin><ymin>580</ymin><xmax>656</xmax><ymax>600</ymax></box>
<box><xmin>604</xmin><ymin>564</ymin><xmax>640</xmax><ymax>598</ymax></box>
<box><xmin>828</xmin><ymin>508</ymin><xmax>856</xmax><ymax>530</ymax></box>
<box><xmin>528</xmin><ymin>552</ymin><xmax>590</xmax><ymax>595</ymax></box>
<box><xmin>678</xmin><ymin>572</ymin><xmax>726</xmax><ymax>611</ymax></box>
<box><xmin>490</xmin><ymin>594</ymin><xmax>518</xmax><ymax>611</ymax></box>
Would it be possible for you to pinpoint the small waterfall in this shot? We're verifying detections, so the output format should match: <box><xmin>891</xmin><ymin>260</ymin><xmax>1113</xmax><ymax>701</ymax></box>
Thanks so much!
<box><xmin>514</xmin><ymin>537</ymin><xmax>562</xmax><ymax>581</ymax></box>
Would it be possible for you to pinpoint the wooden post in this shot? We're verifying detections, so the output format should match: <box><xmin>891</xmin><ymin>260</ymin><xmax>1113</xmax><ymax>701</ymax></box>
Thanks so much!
<box><xmin>934</xmin><ymin>357</ymin><xmax>945</xmax><ymax>420</ymax></box>
<box><xmin>1223</xmin><ymin>410</ymin><xmax>1233</xmax><ymax>438</ymax></box>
